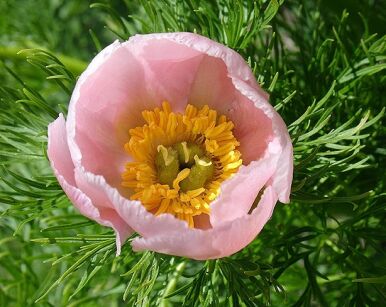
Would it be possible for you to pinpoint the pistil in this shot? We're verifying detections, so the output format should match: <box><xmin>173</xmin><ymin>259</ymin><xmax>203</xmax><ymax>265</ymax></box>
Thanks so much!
<box><xmin>155</xmin><ymin>145</ymin><xmax>179</xmax><ymax>187</ymax></box>
<box><xmin>155</xmin><ymin>142</ymin><xmax>214</xmax><ymax>192</ymax></box>
<box><xmin>180</xmin><ymin>155</ymin><xmax>214</xmax><ymax>192</ymax></box>
<box><xmin>174</xmin><ymin>141</ymin><xmax>204</xmax><ymax>167</ymax></box>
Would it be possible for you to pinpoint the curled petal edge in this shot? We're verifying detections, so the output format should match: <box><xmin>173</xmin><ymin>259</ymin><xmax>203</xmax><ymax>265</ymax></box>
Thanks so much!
<box><xmin>73</xmin><ymin>166</ymin><xmax>278</xmax><ymax>260</ymax></box>
<box><xmin>232</xmin><ymin>79</ymin><xmax>293</xmax><ymax>203</ymax></box>
<box><xmin>132</xmin><ymin>186</ymin><xmax>278</xmax><ymax>260</ymax></box>
<box><xmin>67</xmin><ymin>40</ymin><xmax>123</xmax><ymax>169</ymax></box>
<box><xmin>48</xmin><ymin>114</ymin><xmax>133</xmax><ymax>254</ymax></box>
<box><xmin>209</xmin><ymin>138</ymin><xmax>282</xmax><ymax>227</ymax></box>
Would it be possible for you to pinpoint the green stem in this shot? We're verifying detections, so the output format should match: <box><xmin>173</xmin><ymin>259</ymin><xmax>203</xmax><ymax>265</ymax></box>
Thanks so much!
<box><xmin>160</xmin><ymin>261</ymin><xmax>186</xmax><ymax>307</ymax></box>
<box><xmin>0</xmin><ymin>46</ymin><xmax>87</xmax><ymax>76</ymax></box>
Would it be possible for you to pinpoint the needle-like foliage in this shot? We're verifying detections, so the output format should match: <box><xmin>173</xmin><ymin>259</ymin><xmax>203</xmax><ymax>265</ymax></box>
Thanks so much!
<box><xmin>0</xmin><ymin>0</ymin><xmax>385</xmax><ymax>306</ymax></box>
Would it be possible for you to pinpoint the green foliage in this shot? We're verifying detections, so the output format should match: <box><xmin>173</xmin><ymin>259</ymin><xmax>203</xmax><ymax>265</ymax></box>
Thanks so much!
<box><xmin>1</xmin><ymin>0</ymin><xmax>385</xmax><ymax>306</ymax></box>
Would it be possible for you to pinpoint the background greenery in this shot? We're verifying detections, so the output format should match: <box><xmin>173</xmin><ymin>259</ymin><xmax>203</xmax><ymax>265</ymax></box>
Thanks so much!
<box><xmin>1</xmin><ymin>0</ymin><xmax>385</xmax><ymax>306</ymax></box>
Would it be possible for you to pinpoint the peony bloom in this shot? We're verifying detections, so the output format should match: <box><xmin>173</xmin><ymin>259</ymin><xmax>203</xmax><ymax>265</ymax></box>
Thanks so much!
<box><xmin>47</xmin><ymin>32</ymin><xmax>293</xmax><ymax>260</ymax></box>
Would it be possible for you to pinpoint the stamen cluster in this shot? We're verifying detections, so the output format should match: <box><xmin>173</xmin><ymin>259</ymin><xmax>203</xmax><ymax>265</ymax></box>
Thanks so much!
<box><xmin>122</xmin><ymin>102</ymin><xmax>242</xmax><ymax>227</ymax></box>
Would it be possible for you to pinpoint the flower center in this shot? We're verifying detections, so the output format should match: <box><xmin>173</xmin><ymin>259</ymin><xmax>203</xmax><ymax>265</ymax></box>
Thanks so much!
<box><xmin>121</xmin><ymin>102</ymin><xmax>242</xmax><ymax>228</ymax></box>
<box><xmin>155</xmin><ymin>142</ymin><xmax>214</xmax><ymax>192</ymax></box>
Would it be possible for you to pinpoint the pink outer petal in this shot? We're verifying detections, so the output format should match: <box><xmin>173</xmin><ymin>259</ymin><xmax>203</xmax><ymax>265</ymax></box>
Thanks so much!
<box><xmin>131</xmin><ymin>33</ymin><xmax>275</xmax><ymax>163</ymax></box>
<box><xmin>232</xmin><ymin>79</ymin><xmax>293</xmax><ymax>203</ymax></box>
<box><xmin>47</xmin><ymin>115</ymin><xmax>133</xmax><ymax>254</ymax></box>
<box><xmin>73</xmin><ymin>168</ymin><xmax>189</xmax><ymax>238</ymax></box>
<box><xmin>67</xmin><ymin>41</ymin><xmax>147</xmax><ymax>188</ymax></box>
<box><xmin>209</xmin><ymin>139</ymin><xmax>282</xmax><ymax>227</ymax></box>
<box><xmin>128</xmin><ymin>33</ymin><xmax>258</xmax><ymax>90</ymax></box>
<box><xmin>132</xmin><ymin>186</ymin><xmax>278</xmax><ymax>260</ymax></box>
<box><xmin>128</xmin><ymin>38</ymin><xmax>205</xmax><ymax>113</ymax></box>
<box><xmin>67</xmin><ymin>166</ymin><xmax>277</xmax><ymax>259</ymax></box>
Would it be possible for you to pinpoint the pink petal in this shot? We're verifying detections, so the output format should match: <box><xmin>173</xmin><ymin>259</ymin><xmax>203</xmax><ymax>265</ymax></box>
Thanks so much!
<box><xmin>70</xmin><ymin>154</ymin><xmax>278</xmax><ymax>259</ymax></box>
<box><xmin>228</xmin><ymin>91</ymin><xmax>275</xmax><ymax>164</ymax></box>
<box><xmin>129</xmin><ymin>37</ymin><xmax>205</xmax><ymax>113</ymax></box>
<box><xmin>67</xmin><ymin>41</ymin><xmax>150</xmax><ymax>187</ymax></box>
<box><xmin>47</xmin><ymin>114</ymin><xmax>76</xmax><ymax>186</ymax></box>
<box><xmin>269</xmin><ymin>116</ymin><xmax>293</xmax><ymax>203</ymax></box>
<box><xmin>132</xmin><ymin>33</ymin><xmax>278</xmax><ymax>164</ymax></box>
<box><xmin>73</xmin><ymin>168</ymin><xmax>190</xmax><ymax>238</ymax></box>
<box><xmin>184</xmin><ymin>50</ymin><xmax>274</xmax><ymax>164</ymax></box>
<box><xmin>187</xmin><ymin>55</ymin><xmax>236</xmax><ymax>114</ymax></box>
<box><xmin>132</xmin><ymin>186</ymin><xmax>278</xmax><ymax>260</ymax></box>
<box><xmin>48</xmin><ymin>115</ymin><xmax>133</xmax><ymax>254</ymax></box>
<box><xmin>232</xmin><ymin>79</ymin><xmax>293</xmax><ymax>202</ymax></box>
<box><xmin>209</xmin><ymin>139</ymin><xmax>282</xmax><ymax>228</ymax></box>
<box><xmin>130</xmin><ymin>33</ymin><xmax>258</xmax><ymax>89</ymax></box>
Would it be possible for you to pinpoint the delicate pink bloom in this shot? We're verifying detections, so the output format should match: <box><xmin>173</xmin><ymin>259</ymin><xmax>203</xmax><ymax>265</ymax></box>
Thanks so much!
<box><xmin>47</xmin><ymin>33</ymin><xmax>293</xmax><ymax>260</ymax></box>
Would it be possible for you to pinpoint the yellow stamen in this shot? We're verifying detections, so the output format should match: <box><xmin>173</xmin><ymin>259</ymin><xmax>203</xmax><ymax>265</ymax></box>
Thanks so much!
<box><xmin>121</xmin><ymin>102</ymin><xmax>242</xmax><ymax>228</ymax></box>
<box><xmin>187</xmin><ymin>188</ymin><xmax>206</xmax><ymax>198</ymax></box>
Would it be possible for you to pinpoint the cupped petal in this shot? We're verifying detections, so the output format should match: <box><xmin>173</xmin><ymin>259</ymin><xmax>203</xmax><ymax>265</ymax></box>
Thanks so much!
<box><xmin>131</xmin><ymin>34</ymin><xmax>273</xmax><ymax>163</ymax></box>
<box><xmin>187</xmin><ymin>54</ymin><xmax>236</xmax><ymax>113</ymax></box>
<box><xmin>130</xmin><ymin>33</ymin><xmax>279</xmax><ymax>165</ymax></box>
<box><xmin>47</xmin><ymin>114</ymin><xmax>77</xmax><ymax>186</ymax></box>
<box><xmin>209</xmin><ymin>138</ymin><xmax>282</xmax><ymax>228</ymax></box>
<box><xmin>73</xmin><ymin>168</ymin><xmax>190</xmax><ymax>238</ymax></box>
<box><xmin>67</xmin><ymin>41</ymin><xmax>150</xmax><ymax>188</ymax></box>
<box><xmin>127</xmin><ymin>37</ymin><xmax>205</xmax><ymax>113</ymax></box>
<box><xmin>232</xmin><ymin>79</ymin><xmax>293</xmax><ymax>203</ymax></box>
<box><xmin>186</xmin><ymin>54</ymin><xmax>275</xmax><ymax>164</ymax></box>
<box><xmin>132</xmin><ymin>186</ymin><xmax>278</xmax><ymax>260</ymax></box>
<box><xmin>48</xmin><ymin>115</ymin><xmax>133</xmax><ymax>254</ymax></box>
<box><xmin>129</xmin><ymin>33</ymin><xmax>258</xmax><ymax>89</ymax></box>
<box><xmin>74</xmin><ymin>164</ymin><xmax>278</xmax><ymax>260</ymax></box>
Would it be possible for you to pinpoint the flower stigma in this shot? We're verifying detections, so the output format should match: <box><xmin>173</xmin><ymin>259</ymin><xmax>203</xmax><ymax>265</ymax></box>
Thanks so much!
<box><xmin>121</xmin><ymin>102</ymin><xmax>242</xmax><ymax>228</ymax></box>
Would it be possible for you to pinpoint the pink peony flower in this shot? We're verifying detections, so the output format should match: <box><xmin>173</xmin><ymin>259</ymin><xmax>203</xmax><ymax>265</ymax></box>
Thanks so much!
<box><xmin>47</xmin><ymin>32</ymin><xmax>293</xmax><ymax>260</ymax></box>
